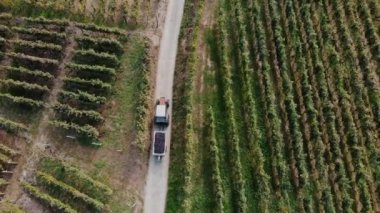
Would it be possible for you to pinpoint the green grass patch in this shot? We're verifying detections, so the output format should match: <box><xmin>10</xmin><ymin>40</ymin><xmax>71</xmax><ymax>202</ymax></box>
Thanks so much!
<box><xmin>101</xmin><ymin>36</ymin><xmax>149</xmax><ymax>151</ymax></box>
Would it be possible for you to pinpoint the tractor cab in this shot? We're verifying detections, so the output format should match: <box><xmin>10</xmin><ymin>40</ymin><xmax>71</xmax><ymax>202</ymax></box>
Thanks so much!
<box><xmin>154</xmin><ymin>97</ymin><xmax>170</xmax><ymax>126</ymax></box>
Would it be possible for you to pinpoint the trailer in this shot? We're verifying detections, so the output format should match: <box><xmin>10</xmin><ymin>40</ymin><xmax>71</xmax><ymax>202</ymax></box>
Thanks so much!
<box><xmin>153</xmin><ymin>131</ymin><xmax>166</xmax><ymax>161</ymax></box>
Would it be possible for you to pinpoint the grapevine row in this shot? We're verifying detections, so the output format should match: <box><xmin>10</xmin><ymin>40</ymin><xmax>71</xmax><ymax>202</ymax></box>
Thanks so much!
<box><xmin>22</xmin><ymin>182</ymin><xmax>77</xmax><ymax>213</ymax></box>
<box><xmin>343</xmin><ymin>0</ymin><xmax>380</xmax><ymax>206</ymax></box>
<box><xmin>0</xmin><ymin>116</ymin><xmax>28</xmax><ymax>134</ymax></box>
<box><xmin>73</xmin><ymin>49</ymin><xmax>120</xmax><ymax>69</ymax></box>
<box><xmin>0</xmin><ymin>144</ymin><xmax>18</xmax><ymax>157</ymax></box>
<box><xmin>217</xmin><ymin>0</ymin><xmax>248</xmax><ymax>211</ymax></box>
<box><xmin>322</xmin><ymin>0</ymin><xmax>371</xmax><ymax>210</ymax></box>
<box><xmin>0</xmin><ymin>144</ymin><xmax>20</xmax><ymax>157</ymax></box>
<box><xmin>357</xmin><ymin>1</ymin><xmax>380</xmax><ymax>75</ymax></box>
<box><xmin>12</xmin><ymin>39</ymin><xmax>63</xmax><ymax>59</ymax></box>
<box><xmin>205</xmin><ymin>107</ymin><xmax>224</xmax><ymax>212</ymax></box>
<box><xmin>284</xmin><ymin>0</ymin><xmax>326</xmax><ymax>210</ymax></box>
<box><xmin>327</xmin><ymin>0</ymin><xmax>376</xmax><ymax>210</ymax></box>
<box><xmin>0</xmin><ymin>79</ymin><xmax>49</xmax><ymax>97</ymax></box>
<box><xmin>0</xmin><ymin>152</ymin><xmax>10</xmax><ymax>164</ymax></box>
<box><xmin>0</xmin><ymin>93</ymin><xmax>44</xmax><ymax>108</ymax></box>
<box><xmin>49</xmin><ymin>120</ymin><xmax>99</xmax><ymax>140</ymax></box>
<box><xmin>75</xmin><ymin>36</ymin><xmax>124</xmax><ymax>56</ymax></box>
<box><xmin>24</xmin><ymin>16</ymin><xmax>70</xmax><ymax>27</ymax></box>
<box><xmin>268</xmin><ymin>0</ymin><xmax>318</xmax><ymax>210</ymax></box>
<box><xmin>39</xmin><ymin>158</ymin><xmax>112</xmax><ymax>202</ymax></box>
<box><xmin>230</xmin><ymin>0</ymin><xmax>272</xmax><ymax>210</ymax></box>
<box><xmin>12</xmin><ymin>27</ymin><xmax>66</xmax><ymax>44</ymax></box>
<box><xmin>0</xmin><ymin>25</ymin><xmax>11</xmax><ymax>38</ymax></box>
<box><xmin>253</xmin><ymin>3</ymin><xmax>291</xmax><ymax>209</ymax></box>
<box><xmin>53</xmin><ymin>103</ymin><xmax>104</xmax><ymax>125</ymax></box>
<box><xmin>63</xmin><ymin>77</ymin><xmax>112</xmax><ymax>95</ymax></box>
<box><xmin>318</xmin><ymin>6</ymin><xmax>357</xmax><ymax>212</ymax></box>
<box><xmin>74</xmin><ymin>22</ymin><xmax>125</xmax><ymax>35</ymax></box>
<box><xmin>36</xmin><ymin>171</ymin><xmax>105</xmax><ymax>212</ymax></box>
<box><xmin>343</xmin><ymin>0</ymin><xmax>380</xmax><ymax>141</ymax></box>
<box><xmin>66</xmin><ymin>63</ymin><xmax>116</xmax><ymax>81</ymax></box>
<box><xmin>300</xmin><ymin>2</ymin><xmax>344</xmax><ymax>211</ymax></box>
<box><xmin>58</xmin><ymin>90</ymin><xmax>106</xmax><ymax>109</ymax></box>
<box><xmin>4</xmin><ymin>66</ymin><xmax>54</xmax><ymax>84</ymax></box>
<box><xmin>8</xmin><ymin>52</ymin><xmax>59</xmax><ymax>72</ymax></box>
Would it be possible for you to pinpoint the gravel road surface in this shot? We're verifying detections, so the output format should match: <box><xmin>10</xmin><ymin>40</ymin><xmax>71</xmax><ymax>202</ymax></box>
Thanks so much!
<box><xmin>143</xmin><ymin>0</ymin><xmax>185</xmax><ymax>212</ymax></box>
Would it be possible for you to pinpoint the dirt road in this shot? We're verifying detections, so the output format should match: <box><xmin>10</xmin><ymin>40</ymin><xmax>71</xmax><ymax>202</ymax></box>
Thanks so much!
<box><xmin>143</xmin><ymin>0</ymin><xmax>185</xmax><ymax>212</ymax></box>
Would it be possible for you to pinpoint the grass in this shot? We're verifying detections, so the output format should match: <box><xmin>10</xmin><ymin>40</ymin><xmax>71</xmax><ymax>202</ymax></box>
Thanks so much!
<box><xmin>107</xmin><ymin>189</ymin><xmax>137</xmax><ymax>213</ymax></box>
<box><xmin>83</xmin><ymin>158</ymin><xmax>139</xmax><ymax>213</ymax></box>
<box><xmin>101</xmin><ymin>36</ymin><xmax>148</xmax><ymax>151</ymax></box>
<box><xmin>94</xmin><ymin>36</ymin><xmax>148</xmax><ymax>212</ymax></box>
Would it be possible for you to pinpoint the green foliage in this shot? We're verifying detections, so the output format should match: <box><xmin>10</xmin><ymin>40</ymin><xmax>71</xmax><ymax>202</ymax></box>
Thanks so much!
<box><xmin>12</xmin><ymin>27</ymin><xmax>66</xmax><ymax>44</ymax></box>
<box><xmin>75</xmin><ymin>36</ymin><xmax>124</xmax><ymax>56</ymax></box>
<box><xmin>0</xmin><ymin>25</ymin><xmax>11</xmax><ymax>38</ymax></box>
<box><xmin>0</xmin><ymin>200</ymin><xmax>24</xmax><ymax>213</ymax></box>
<box><xmin>50</xmin><ymin>120</ymin><xmax>99</xmax><ymax>140</ymax></box>
<box><xmin>0</xmin><ymin>93</ymin><xmax>44</xmax><ymax>108</ymax></box>
<box><xmin>0</xmin><ymin>36</ymin><xmax>5</xmax><ymax>49</ymax></box>
<box><xmin>75</xmin><ymin>22</ymin><xmax>125</xmax><ymax>35</ymax></box>
<box><xmin>128</xmin><ymin>38</ymin><xmax>149</xmax><ymax>149</ymax></box>
<box><xmin>0</xmin><ymin>79</ymin><xmax>49</xmax><ymax>97</ymax></box>
<box><xmin>73</xmin><ymin>49</ymin><xmax>120</xmax><ymax>68</ymax></box>
<box><xmin>4</xmin><ymin>65</ymin><xmax>54</xmax><ymax>84</ymax></box>
<box><xmin>349</xmin><ymin>0</ymin><xmax>380</xmax><ymax>128</ymax></box>
<box><xmin>53</xmin><ymin>103</ymin><xmax>104</xmax><ymax>125</ymax></box>
<box><xmin>0</xmin><ymin>143</ymin><xmax>18</xmax><ymax>157</ymax></box>
<box><xmin>13</xmin><ymin>39</ymin><xmax>63</xmax><ymax>59</ymax></box>
<box><xmin>205</xmin><ymin>107</ymin><xmax>224</xmax><ymax>212</ymax></box>
<box><xmin>39</xmin><ymin>157</ymin><xmax>113</xmax><ymax>203</ymax></box>
<box><xmin>22</xmin><ymin>182</ymin><xmax>77</xmax><ymax>213</ymax></box>
<box><xmin>0</xmin><ymin>116</ymin><xmax>28</xmax><ymax>134</ymax></box>
<box><xmin>0</xmin><ymin>178</ymin><xmax>8</xmax><ymax>187</ymax></box>
<box><xmin>329</xmin><ymin>0</ymin><xmax>376</xmax><ymax>210</ymax></box>
<box><xmin>66</xmin><ymin>63</ymin><xmax>116</xmax><ymax>81</ymax></box>
<box><xmin>36</xmin><ymin>171</ymin><xmax>105</xmax><ymax>212</ymax></box>
<box><xmin>217</xmin><ymin>1</ymin><xmax>251</xmax><ymax>211</ymax></box>
<box><xmin>231</xmin><ymin>1</ymin><xmax>273</xmax><ymax>210</ymax></box>
<box><xmin>63</xmin><ymin>77</ymin><xmax>112</xmax><ymax>95</ymax></box>
<box><xmin>58</xmin><ymin>90</ymin><xmax>106</xmax><ymax>109</ymax></box>
<box><xmin>0</xmin><ymin>13</ymin><xmax>12</xmax><ymax>20</ymax></box>
<box><xmin>0</xmin><ymin>152</ymin><xmax>10</xmax><ymax>164</ymax></box>
<box><xmin>24</xmin><ymin>16</ymin><xmax>69</xmax><ymax>26</ymax></box>
<box><xmin>8</xmin><ymin>52</ymin><xmax>59</xmax><ymax>72</ymax></box>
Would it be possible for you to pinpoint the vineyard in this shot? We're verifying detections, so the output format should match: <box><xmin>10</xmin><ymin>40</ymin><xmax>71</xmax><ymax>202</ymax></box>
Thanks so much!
<box><xmin>0</xmin><ymin>6</ymin><xmax>152</xmax><ymax>211</ymax></box>
<box><xmin>0</xmin><ymin>13</ymin><xmax>127</xmax><ymax>145</ymax></box>
<box><xmin>0</xmin><ymin>0</ymin><xmax>158</xmax><ymax>27</ymax></box>
<box><xmin>0</xmin><ymin>141</ymin><xmax>20</xmax><ymax>199</ymax></box>
<box><xmin>168</xmin><ymin>0</ymin><xmax>380</xmax><ymax>212</ymax></box>
<box><xmin>22</xmin><ymin>157</ymin><xmax>113</xmax><ymax>213</ymax></box>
